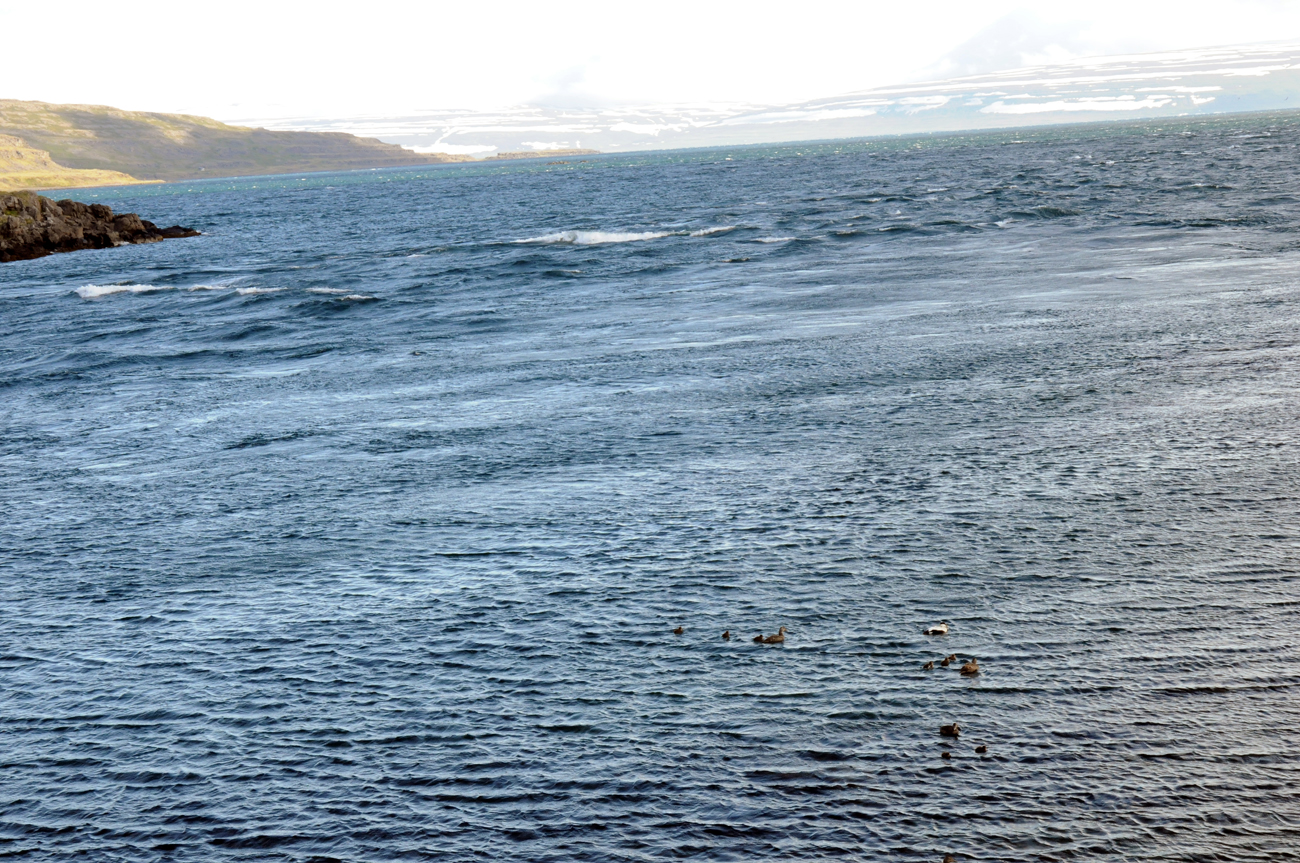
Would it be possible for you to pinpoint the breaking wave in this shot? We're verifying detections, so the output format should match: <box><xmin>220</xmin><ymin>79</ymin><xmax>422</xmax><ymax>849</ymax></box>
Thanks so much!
<box><xmin>74</xmin><ymin>284</ymin><xmax>171</xmax><ymax>299</ymax></box>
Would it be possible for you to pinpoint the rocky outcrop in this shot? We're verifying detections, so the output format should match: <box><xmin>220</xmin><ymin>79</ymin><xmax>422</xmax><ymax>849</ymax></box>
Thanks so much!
<box><xmin>0</xmin><ymin>191</ymin><xmax>199</xmax><ymax>263</ymax></box>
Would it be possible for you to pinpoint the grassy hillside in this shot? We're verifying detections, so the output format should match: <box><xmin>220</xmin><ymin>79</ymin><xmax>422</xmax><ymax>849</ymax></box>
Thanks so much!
<box><xmin>0</xmin><ymin>135</ymin><xmax>151</xmax><ymax>192</ymax></box>
<box><xmin>0</xmin><ymin>100</ymin><xmax>468</xmax><ymax>184</ymax></box>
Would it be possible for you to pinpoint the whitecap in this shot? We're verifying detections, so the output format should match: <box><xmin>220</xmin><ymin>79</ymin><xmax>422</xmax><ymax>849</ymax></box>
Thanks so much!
<box><xmin>236</xmin><ymin>287</ymin><xmax>285</xmax><ymax>295</ymax></box>
<box><xmin>753</xmin><ymin>236</ymin><xmax>796</xmax><ymax>243</ymax></box>
<box><xmin>516</xmin><ymin>230</ymin><xmax>673</xmax><ymax>245</ymax></box>
<box><xmin>689</xmin><ymin>226</ymin><xmax>736</xmax><ymax>237</ymax></box>
<box><xmin>75</xmin><ymin>284</ymin><xmax>172</xmax><ymax>299</ymax></box>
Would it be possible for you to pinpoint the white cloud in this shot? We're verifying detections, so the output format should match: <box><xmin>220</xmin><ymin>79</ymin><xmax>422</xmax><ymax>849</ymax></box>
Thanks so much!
<box><xmin>5</xmin><ymin>1</ymin><xmax>1300</xmax><ymax>119</ymax></box>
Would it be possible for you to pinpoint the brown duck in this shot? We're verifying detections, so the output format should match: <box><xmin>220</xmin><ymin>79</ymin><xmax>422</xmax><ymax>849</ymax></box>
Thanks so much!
<box><xmin>940</xmin><ymin>722</ymin><xmax>961</xmax><ymax>738</ymax></box>
<box><xmin>759</xmin><ymin>626</ymin><xmax>787</xmax><ymax>644</ymax></box>
<box><xmin>960</xmin><ymin>659</ymin><xmax>979</xmax><ymax>676</ymax></box>
<box><xmin>673</xmin><ymin>625</ymin><xmax>684</xmax><ymax>635</ymax></box>
<box><xmin>922</xmin><ymin>660</ymin><xmax>935</xmax><ymax>670</ymax></box>
<box><xmin>722</xmin><ymin>630</ymin><xmax>730</xmax><ymax>641</ymax></box>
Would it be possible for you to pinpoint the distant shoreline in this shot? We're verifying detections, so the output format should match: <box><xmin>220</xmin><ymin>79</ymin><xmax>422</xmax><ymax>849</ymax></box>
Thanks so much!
<box><xmin>483</xmin><ymin>148</ymin><xmax>601</xmax><ymax>162</ymax></box>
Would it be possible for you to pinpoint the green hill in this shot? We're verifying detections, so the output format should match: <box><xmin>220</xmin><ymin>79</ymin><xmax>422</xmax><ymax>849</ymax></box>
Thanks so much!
<box><xmin>0</xmin><ymin>99</ymin><xmax>468</xmax><ymax>186</ymax></box>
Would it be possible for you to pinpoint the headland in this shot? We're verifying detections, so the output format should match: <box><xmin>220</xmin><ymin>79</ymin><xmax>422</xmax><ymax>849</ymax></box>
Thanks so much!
<box><xmin>1</xmin><ymin>191</ymin><xmax>198</xmax><ymax>262</ymax></box>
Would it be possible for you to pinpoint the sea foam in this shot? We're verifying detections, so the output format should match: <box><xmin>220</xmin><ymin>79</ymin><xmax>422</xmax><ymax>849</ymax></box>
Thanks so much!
<box><xmin>517</xmin><ymin>230</ymin><xmax>673</xmax><ymax>245</ymax></box>
<box><xmin>75</xmin><ymin>284</ymin><xmax>172</xmax><ymax>299</ymax></box>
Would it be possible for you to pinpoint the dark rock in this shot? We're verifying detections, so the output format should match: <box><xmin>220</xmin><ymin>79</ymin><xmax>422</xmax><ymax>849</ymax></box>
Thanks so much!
<box><xmin>0</xmin><ymin>191</ymin><xmax>199</xmax><ymax>262</ymax></box>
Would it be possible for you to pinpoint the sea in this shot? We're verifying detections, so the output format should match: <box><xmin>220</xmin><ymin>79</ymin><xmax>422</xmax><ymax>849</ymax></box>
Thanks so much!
<box><xmin>3</xmin><ymin>113</ymin><xmax>1300</xmax><ymax>862</ymax></box>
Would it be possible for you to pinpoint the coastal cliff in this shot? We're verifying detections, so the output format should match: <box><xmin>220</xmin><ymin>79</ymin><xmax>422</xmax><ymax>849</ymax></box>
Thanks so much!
<box><xmin>1</xmin><ymin>191</ymin><xmax>198</xmax><ymax>263</ymax></box>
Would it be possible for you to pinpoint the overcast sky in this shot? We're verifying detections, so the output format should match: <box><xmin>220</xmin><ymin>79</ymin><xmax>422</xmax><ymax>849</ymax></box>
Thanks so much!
<box><xmin>8</xmin><ymin>1</ymin><xmax>1300</xmax><ymax>120</ymax></box>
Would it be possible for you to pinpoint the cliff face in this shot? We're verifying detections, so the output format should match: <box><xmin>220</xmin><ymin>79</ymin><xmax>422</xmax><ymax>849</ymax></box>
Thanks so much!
<box><xmin>0</xmin><ymin>134</ymin><xmax>149</xmax><ymax>192</ymax></box>
<box><xmin>0</xmin><ymin>191</ymin><xmax>198</xmax><ymax>263</ymax></box>
<box><xmin>0</xmin><ymin>100</ymin><xmax>471</xmax><ymax>184</ymax></box>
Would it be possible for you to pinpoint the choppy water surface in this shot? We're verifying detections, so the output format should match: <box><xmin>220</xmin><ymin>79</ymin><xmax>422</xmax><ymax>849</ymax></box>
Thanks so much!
<box><xmin>4</xmin><ymin>114</ymin><xmax>1300</xmax><ymax>862</ymax></box>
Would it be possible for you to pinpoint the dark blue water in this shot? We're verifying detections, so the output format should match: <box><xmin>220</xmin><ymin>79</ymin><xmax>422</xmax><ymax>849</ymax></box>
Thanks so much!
<box><xmin>4</xmin><ymin>114</ymin><xmax>1300</xmax><ymax>862</ymax></box>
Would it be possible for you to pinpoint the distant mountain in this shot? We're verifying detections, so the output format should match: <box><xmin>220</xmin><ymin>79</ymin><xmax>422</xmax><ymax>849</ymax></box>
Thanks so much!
<box><xmin>235</xmin><ymin>41</ymin><xmax>1300</xmax><ymax>155</ymax></box>
<box><xmin>0</xmin><ymin>100</ymin><xmax>469</xmax><ymax>188</ymax></box>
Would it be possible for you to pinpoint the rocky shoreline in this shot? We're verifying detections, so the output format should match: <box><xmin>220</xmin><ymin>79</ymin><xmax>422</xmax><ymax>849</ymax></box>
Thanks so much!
<box><xmin>1</xmin><ymin>191</ymin><xmax>199</xmax><ymax>263</ymax></box>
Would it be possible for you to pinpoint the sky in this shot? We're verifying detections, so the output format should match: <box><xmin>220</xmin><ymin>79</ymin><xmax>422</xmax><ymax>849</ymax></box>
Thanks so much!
<box><xmin>7</xmin><ymin>0</ymin><xmax>1300</xmax><ymax>120</ymax></box>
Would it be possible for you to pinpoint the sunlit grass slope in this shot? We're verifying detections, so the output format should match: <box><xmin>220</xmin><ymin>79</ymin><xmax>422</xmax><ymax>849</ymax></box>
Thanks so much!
<box><xmin>0</xmin><ymin>99</ymin><xmax>468</xmax><ymax>184</ymax></box>
<box><xmin>0</xmin><ymin>135</ymin><xmax>150</xmax><ymax>192</ymax></box>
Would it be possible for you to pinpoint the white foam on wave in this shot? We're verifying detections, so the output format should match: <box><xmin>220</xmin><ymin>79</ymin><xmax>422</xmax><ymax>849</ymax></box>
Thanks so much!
<box><xmin>75</xmin><ymin>284</ymin><xmax>172</xmax><ymax>299</ymax></box>
<box><xmin>517</xmin><ymin>230</ymin><xmax>673</xmax><ymax>245</ymax></box>
<box><xmin>236</xmin><ymin>287</ymin><xmax>285</xmax><ymax>295</ymax></box>
<box><xmin>689</xmin><ymin>226</ymin><xmax>736</xmax><ymax>237</ymax></box>
<box><xmin>307</xmin><ymin>287</ymin><xmax>352</xmax><ymax>294</ymax></box>
<box><xmin>753</xmin><ymin>236</ymin><xmax>796</xmax><ymax>243</ymax></box>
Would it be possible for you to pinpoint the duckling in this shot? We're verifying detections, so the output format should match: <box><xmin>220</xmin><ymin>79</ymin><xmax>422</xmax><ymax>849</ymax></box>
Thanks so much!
<box><xmin>753</xmin><ymin>633</ymin><xmax>764</xmax><ymax>643</ymax></box>
<box><xmin>939</xmin><ymin>656</ymin><xmax>952</xmax><ymax>667</ymax></box>
<box><xmin>923</xmin><ymin>622</ymin><xmax>949</xmax><ymax>636</ymax></box>
<box><xmin>944</xmin><ymin>856</ymin><xmax>956</xmax><ymax>863</ymax></box>
<box><xmin>722</xmin><ymin>630</ymin><xmax>730</xmax><ymax>641</ymax></box>
<box><xmin>940</xmin><ymin>722</ymin><xmax>961</xmax><ymax>738</ymax></box>
<box><xmin>945</xmin><ymin>654</ymin><xmax>957</xmax><ymax>663</ymax></box>
<box><xmin>761</xmin><ymin>626</ymin><xmax>787</xmax><ymax>644</ymax></box>
<box><xmin>922</xmin><ymin>660</ymin><xmax>935</xmax><ymax>670</ymax></box>
<box><xmin>960</xmin><ymin>659</ymin><xmax>979</xmax><ymax>676</ymax></box>
<box><xmin>673</xmin><ymin>625</ymin><xmax>684</xmax><ymax>635</ymax></box>
<box><xmin>940</xmin><ymin>751</ymin><xmax>951</xmax><ymax>759</ymax></box>
<box><xmin>975</xmin><ymin>745</ymin><xmax>987</xmax><ymax>754</ymax></box>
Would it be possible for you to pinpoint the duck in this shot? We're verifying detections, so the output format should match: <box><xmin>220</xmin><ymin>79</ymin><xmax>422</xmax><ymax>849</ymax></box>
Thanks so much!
<box><xmin>923</xmin><ymin>622</ymin><xmax>949</xmax><ymax>636</ymax></box>
<box><xmin>940</xmin><ymin>722</ymin><xmax>961</xmax><ymax>738</ymax></box>
<box><xmin>940</xmin><ymin>751</ymin><xmax>951</xmax><ymax>759</ymax></box>
<box><xmin>975</xmin><ymin>745</ymin><xmax>987</xmax><ymax>754</ymax></box>
<box><xmin>761</xmin><ymin>626</ymin><xmax>787</xmax><ymax>644</ymax></box>
<box><xmin>922</xmin><ymin>660</ymin><xmax>935</xmax><ymax>670</ymax></box>
<box><xmin>944</xmin><ymin>856</ymin><xmax>956</xmax><ymax>863</ymax></box>
<box><xmin>722</xmin><ymin>630</ymin><xmax>730</xmax><ymax>641</ymax></box>
<box><xmin>673</xmin><ymin>625</ymin><xmax>684</xmax><ymax>635</ymax></box>
<box><xmin>945</xmin><ymin>654</ymin><xmax>957</xmax><ymax>663</ymax></box>
<box><xmin>960</xmin><ymin>659</ymin><xmax>979</xmax><ymax>676</ymax></box>
<box><xmin>939</xmin><ymin>656</ymin><xmax>952</xmax><ymax>667</ymax></box>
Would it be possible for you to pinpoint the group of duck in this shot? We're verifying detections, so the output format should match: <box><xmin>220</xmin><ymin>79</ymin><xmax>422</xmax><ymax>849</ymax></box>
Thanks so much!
<box><xmin>673</xmin><ymin>619</ymin><xmax>978</xmax><ymax>860</ymax></box>
<box><xmin>924</xmin><ymin>621</ymin><xmax>987</xmax><ymax>765</ymax></box>
<box><xmin>673</xmin><ymin>625</ymin><xmax>787</xmax><ymax>643</ymax></box>
<box><xmin>672</xmin><ymin>620</ymin><xmax>983</xmax><ymax>748</ymax></box>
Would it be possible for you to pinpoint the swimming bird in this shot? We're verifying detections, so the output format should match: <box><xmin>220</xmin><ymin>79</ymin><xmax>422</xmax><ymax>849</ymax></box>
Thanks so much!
<box><xmin>673</xmin><ymin>625</ymin><xmax>684</xmax><ymax>635</ymax></box>
<box><xmin>960</xmin><ymin>659</ymin><xmax>979</xmax><ymax>676</ymax></box>
<box><xmin>940</xmin><ymin>751</ymin><xmax>951</xmax><ymax>759</ymax></box>
<box><xmin>753</xmin><ymin>633</ymin><xmax>764</xmax><ymax>643</ymax></box>
<box><xmin>945</xmin><ymin>654</ymin><xmax>957</xmax><ymax>663</ymax></box>
<box><xmin>940</xmin><ymin>723</ymin><xmax>961</xmax><ymax>738</ymax></box>
<box><xmin>975</xmin><ymin>745</ymin><xmax>987</xmax><ymax>754</ymax></box>
<box><xmin>761</xmin><ymin>626</ymin><xmax>787</xmax><ymax>644</ymax></box>
<box><xmin>939</xmin><ymin>656</ymin><xmax>952</xmax><ymax>667</ymax></box>
<box><xmin>923</xmin><ymin>622</ymin><xmax>949</xmax><ymax>636</ymax></box>
<box><xmin>944</xmin><ymin>855</ymin><xmax>956</xmax><ymax>863</ymax></box>
<box><xmin>922</xmin><ymin>660</ymin><xmax>935</xmax><ymax>670</ymax></box>
<box><xmin>722</xmin><ymin>630</ymin><xmax>730</xmax><ymax>641</ymax></box>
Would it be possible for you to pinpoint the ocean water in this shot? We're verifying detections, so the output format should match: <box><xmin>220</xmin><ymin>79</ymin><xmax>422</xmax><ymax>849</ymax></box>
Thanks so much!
<box><xmin>3</xmin><ymin>114</ymin><xmax>1300</xmax><ymax>862</ymax></box>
